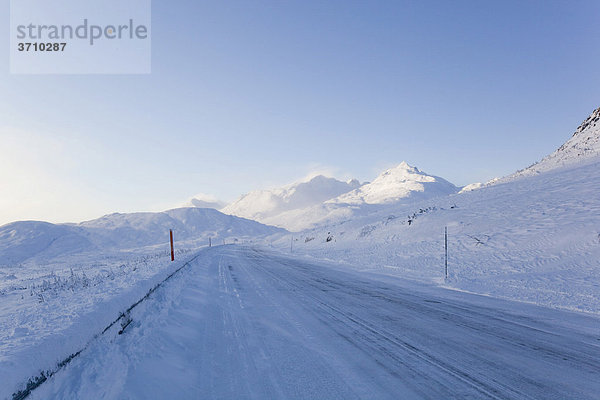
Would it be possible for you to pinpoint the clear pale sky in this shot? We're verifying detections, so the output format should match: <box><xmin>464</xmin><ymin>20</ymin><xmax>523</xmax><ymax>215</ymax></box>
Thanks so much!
<box><xmin>1</xmin><ymin>0</ymin><xmax>599</xmax><ymax>225</ymax></box>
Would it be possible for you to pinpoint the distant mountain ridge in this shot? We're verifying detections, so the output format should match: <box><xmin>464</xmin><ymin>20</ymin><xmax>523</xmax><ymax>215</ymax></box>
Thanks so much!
<box><xmin>0</xmin><ymin>208</ymin><xmax>285</xmax><ymax>265</ymax></box>
<box><xmin>221</xmin><ymin>162</ymin><xmax>458</xmax><ymax>231</ymax></box>
<box><xmin>221</xmin><ymin>175</ymin><xmax>361</xmax><ymax>223</ymax></box>
<box><xmin>329</xmin><ymin>162</ymin><xmax>458</xmax><ymax>205</ymax></box>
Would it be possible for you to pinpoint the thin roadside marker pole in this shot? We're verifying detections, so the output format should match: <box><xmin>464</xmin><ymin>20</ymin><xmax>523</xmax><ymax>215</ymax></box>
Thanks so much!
<box><xmin>444</xmin><ymin>226</ymin><xmax>448</xmax><ymax>279</ymax></box>
<box><xmin>170</xmin><ymin>229</ymin><xmax>175</xmax><ymax>261</ymax></box>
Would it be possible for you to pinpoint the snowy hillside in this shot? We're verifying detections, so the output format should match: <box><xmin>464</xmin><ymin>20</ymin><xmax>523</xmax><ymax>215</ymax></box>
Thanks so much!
<box><xmin>490</xmin><ymin>106</ymin><xmax>600</xmax><ymax>184</ymax></box>
<box><xmin>279</xmin><ymin>158</ymin><xmax>600</xmax><ymax>314</ymax></box>
<box><xmin>81</xmin><ymin>207</ymin><xmax>283</xmax><ymax>248</ymax></box>
<box><xmin>221</xmin><ymin>175</ymin><xmax>361</xmax><ymax>223</ymax></box>
<box><xmin>0</xmin><ymin>221</ymin><xmax>94</xmax><ymax>265</ymax></box>
<box><xmin>0</xmin><ymin>208</ymin><xmax>285</xmax><ymax>265</ymax></box>
<box><xmin>330</xmin><ymin>162</ymin><xmax>458</xmax><ymax>205</ymax></box>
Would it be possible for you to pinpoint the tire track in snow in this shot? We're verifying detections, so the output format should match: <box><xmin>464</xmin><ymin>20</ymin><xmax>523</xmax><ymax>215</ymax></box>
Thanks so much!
<box><xmin>245</xmin><ymin>247</ymin><xmax>600</xmax><ymax>400</ymax></box>
<box><xmin>246</xmin><ymin>250</ymin><xmax>512</xmax><ymax>400</ymax></box>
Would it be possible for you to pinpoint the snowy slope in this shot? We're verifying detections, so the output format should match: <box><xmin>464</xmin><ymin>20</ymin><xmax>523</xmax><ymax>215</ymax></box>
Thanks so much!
<box><xmin>81</xmin><ymin>207</ymin><xmax>284</xmax><ymax>248</ymax></box>
<box><xmin>0</xmin><ymin>208</ymin><xmax>285</xmax><ymax>265</ymax></box>
<box><xmin>0</xmin><ymin>222</ymin><xmax>94</xmax><ymax>265</ymax></box>
<box><xmin>496</xmin><ymin>106</ymin><xmax>600</xmax><ymax>183</ymax></box>
<box><xmin>330</xmin><ymin>162</ymin><xmax>458</xmax><ymax>205</ymax></box>
<box><xmin>0</xmin><ymin>249</ymin><xmax>192</xmax><ymax>400</ymax></box>
<box><xmin>221</xmin><ymin>175</ymin><xmax>361</xmax><ymax>222</ymax></box>
<box><xmin>278</xmin><ymin>159</ymin><xmax>600</xmax><ymax>314</ymax></box>
<box><xmin>458</xmin><ymin>182</ymin><xmax>484</xmax><ymax>193</ymax></box>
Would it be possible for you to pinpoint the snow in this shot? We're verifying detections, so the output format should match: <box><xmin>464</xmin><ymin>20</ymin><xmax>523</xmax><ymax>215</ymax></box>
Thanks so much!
<box><xmin>2</xmin><ymin>108</ymin><xmax>600</xmax><ymax>399</ymax></box>
<box><xmin>491</xmin><ymin>106</ymin><xmax>600</xmax><ymax>184</ymax></box>
<box><xmin>221</xmin><ymin>175</ymin><xmax>361</xmax><ymax>225</ymax></box>
<box><xmin>0</xmin><ymin>207</ymin><xmax>285</xmax><ymax>265</ymax></box>
<box><xmin>279</xmin><ymin>158</ymin><xmax>600</xmax><ymax>314</ymax></box>
<box><xmin>17</xmin><ymin>246</ymin><xmax>600</xmax><ymax>399</ymax></box>
<box><xmin>0</xmin><ymin>209</ymin><xmax>285</xmax><ymax>398</ymax></box>
<box><xmin>222</xmin><ymin>162</ymin><xmax>458</xmax><ymax>231</ymax></box>
<box><xmin>458</xmin><ymin>182</ymin><xmax>483</xmax><ymax>193</ymax></box>
<box><xmin>0</xmin><ymin>222</ymin><xmax>94</xmax><ymax>266</ymax></box>
<box><xmin>0</xmin><ymin>248</ymin><xmax>192</xmax><ymax>400</ymax></box>
<box><xmin>330</xmin><ymin>162</ymin><xmax>458</xmax><ymax>205</ymax></box>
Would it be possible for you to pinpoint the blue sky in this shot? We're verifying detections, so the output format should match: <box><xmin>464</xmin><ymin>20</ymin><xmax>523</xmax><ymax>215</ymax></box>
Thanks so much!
<box><xmin>1</xmin><ymin>0</ymin><xmax>599</xmax><ymax>225</ymax></box>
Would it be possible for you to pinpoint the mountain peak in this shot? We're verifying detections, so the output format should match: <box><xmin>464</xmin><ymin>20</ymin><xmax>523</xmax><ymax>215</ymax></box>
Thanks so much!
<box><xmin>383</xmin><ymin>161</ymin><xmax>420</xmax><ymax>176</ymax></box>
<box><xmin>498</xmin><ymin>106</ymin><xmax>600</xmax><ymax>182</ymax></box>
<box><xmin>559</xmin><ymin>106</ymin><xmax>600</xmax><ymax>153</ymax></box>
<box><xmin>330</xmin><ymin>163</ymin><xmax>458</xmax><ymax>205</ymax></box>
<box><xmin>221</xmin><ymin>163</ymin><xmax>458</xmax><ymax>230</ymax></box>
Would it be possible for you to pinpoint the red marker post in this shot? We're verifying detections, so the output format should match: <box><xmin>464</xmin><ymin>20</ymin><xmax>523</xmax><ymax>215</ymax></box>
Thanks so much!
<box><xmin>170</xmin><ymin>229</ymin><xmax>174</xmax><ymax>261</ymax></box>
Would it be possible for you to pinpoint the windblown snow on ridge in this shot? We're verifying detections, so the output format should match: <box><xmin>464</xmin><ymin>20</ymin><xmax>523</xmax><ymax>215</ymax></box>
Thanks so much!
<box><xmin>222</xmin><ymin>163</ymin><xmax>458</xmax><ymax>231</ymax></box>
<box><xmin>220</xmin><ymin>175</ymin><xmax>361</xmax><ymax>225</ymax></box>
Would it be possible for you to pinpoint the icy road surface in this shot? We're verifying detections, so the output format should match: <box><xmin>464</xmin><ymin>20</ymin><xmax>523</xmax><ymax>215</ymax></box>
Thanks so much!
<box><xmin>31</xmin><ymin>246</ymin><xmax>600</xmax><ymax>399</ymax></box>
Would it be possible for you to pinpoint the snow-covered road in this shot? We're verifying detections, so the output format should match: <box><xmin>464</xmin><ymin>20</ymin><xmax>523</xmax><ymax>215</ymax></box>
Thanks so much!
<box><xmin>30</xmin><ymin>246</ymin><xmax>600</xmax><ymax>399</ymax></box>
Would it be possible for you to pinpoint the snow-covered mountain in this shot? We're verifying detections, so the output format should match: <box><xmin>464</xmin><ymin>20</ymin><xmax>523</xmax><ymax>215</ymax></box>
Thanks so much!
<box><xmin>458</xmin><ymin>182</ymin><xmax>484</xmax><ymax>193</ymax></box>
<box><xmin>0</xmin><ymin>221</ymin><xmax>94</xmax><ymax>265</ymax></box>
<box><xmin>278</xmin><ymin>157</ymin><xmax>600</xmax><ymax>314</ymax></box>
<box><xmin>221</xmin><ymin>162</ymin><xmax>458</xmax><ymax>231</ymax></box>
<box><xmin>491</xmin><ymin>107</ymin><xmax>600</xmax><ymax>185</ymax></box>
<box><xmin>0</xmin><ymin>208</ymin><xmax>285</xmax><ymax>265</ymax></box>
<box><xmin>221</xmin><ymin>175</ymin><xmax>361</xmax><ymax>223</ymax></box>
<box><xmin>458</xmin><ymin>106</ymin><xmax>600</xmax><ymax>191</ymax></box>
<box><xmin>329</xmin><ymin>162</ymin><xmax>458</xmax><ymax>205</ymax></box>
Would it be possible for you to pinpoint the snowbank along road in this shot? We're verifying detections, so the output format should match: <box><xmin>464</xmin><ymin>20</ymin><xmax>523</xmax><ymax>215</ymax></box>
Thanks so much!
<box><xmin>28</xmin><ymin>246</ymin><xmax>600</xmax><ymax>399</ymax></box>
